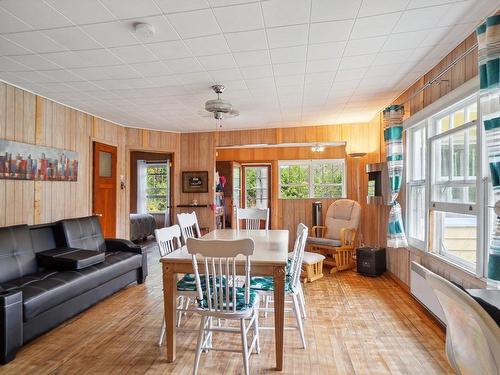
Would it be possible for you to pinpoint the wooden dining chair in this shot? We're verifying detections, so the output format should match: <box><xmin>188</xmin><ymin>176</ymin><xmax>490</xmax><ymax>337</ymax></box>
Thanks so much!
<box><xmin>154</xmin><ymin>225</ymin><xmax>198</xmax><ymax>346</ymax></box>
<box><xmin>307</xmin><ymin>199</ymin><xmax>360</xmax><ymax>273</ymax></box>
<box><xmin>236</xmin><ymin>208</ymin><xmax>269</xmax><ymax>230</ymax></box>
<box><xmin>249</xmin><ymin>223</ymin><xmax>308</xmax><ymax>348</ymax></box>
<box><xmin>186</xmin><ymin>237</ymin><xmax>260</xmax><ymax>375</ymax></box>
<box><xmin>177</xmin><ymin>211</ymin><xmax>201</xmax><ymax>243</ymax></box>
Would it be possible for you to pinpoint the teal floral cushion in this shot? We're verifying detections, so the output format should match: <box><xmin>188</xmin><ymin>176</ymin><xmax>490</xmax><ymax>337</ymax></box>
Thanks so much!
<box><xmin>197</xmin><ymin>287</ymin><xmax>257</xmax><ymax>311</ymax></box>
<box><xmin>176</xmin><ymin>274</ymin><xmax>226</xmax><ymax>292</ymax></box>
<box><xmin>249</xmin><ymin>276</ymin><xmax>293</xmax><ymax>293</ymax></box>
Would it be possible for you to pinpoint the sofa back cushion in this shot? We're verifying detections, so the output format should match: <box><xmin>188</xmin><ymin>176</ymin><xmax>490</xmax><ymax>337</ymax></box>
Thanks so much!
<box><xmin>0</xmin><ymin>224</ymin><xmax>37</xmax><ymax>283</ymax></box>
<box><xmin>59</xmin><ymin>216</ymin><xmax>106</xmax><ymax>252</ymax></box>
<box><xmin>29</xmin><ymin>224</ymin><xmax>57</xmax><ymax>253</ymax></box>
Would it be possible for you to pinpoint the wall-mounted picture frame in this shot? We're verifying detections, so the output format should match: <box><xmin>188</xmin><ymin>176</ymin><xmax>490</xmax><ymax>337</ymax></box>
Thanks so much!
<box><xmin>182</xmin><ymin>171</ymin><xmax>208</xmax><ymax>193</ymax></box>
<box><xmin>0</xmin><ymin>140</ymin><xmax>79</xmax><ymax>181</ymax></box>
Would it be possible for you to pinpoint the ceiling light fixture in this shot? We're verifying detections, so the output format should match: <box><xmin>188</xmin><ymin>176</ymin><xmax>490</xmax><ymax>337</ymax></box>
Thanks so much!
<box><xmin>311</xmin><ymin>144</ymin><xmax>325</xmax><ymax>152</ymax></box>
<box><xmin>202</xmin><ymin>84</ymin><xmax>239</xmax><ymax>129</ymax></box>
<box><xmin>134</xmin><ymin>23</ymin><xmax>155</xmax><ymax>40</ymax></box>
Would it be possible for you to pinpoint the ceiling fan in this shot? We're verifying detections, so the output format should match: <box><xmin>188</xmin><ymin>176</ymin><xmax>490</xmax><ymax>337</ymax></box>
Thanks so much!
<box><xmin>201</xmin><ymin>84</ymin><xmax>239</xmax><ymax>128</ymax></box>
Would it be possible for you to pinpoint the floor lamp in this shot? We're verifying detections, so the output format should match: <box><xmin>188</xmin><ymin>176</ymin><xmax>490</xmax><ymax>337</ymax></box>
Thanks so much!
<box><xmin>349</xmin><ymin>152</ymin><xmax>367</xmax><ymax>246</ymax></box>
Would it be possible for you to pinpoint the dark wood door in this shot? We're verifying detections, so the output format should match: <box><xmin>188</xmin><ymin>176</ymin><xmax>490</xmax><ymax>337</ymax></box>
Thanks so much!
<box><xmin>93</xmin><ymin>142</ymin><xmax>117</xmax><ymax>238</ymax></box>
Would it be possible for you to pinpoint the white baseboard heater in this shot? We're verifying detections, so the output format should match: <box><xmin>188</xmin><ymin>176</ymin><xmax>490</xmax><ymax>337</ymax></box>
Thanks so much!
<box><xmin>410</xmin><ymin>261</ymin><xmax>446</xmax><ymax>325</ymax></box>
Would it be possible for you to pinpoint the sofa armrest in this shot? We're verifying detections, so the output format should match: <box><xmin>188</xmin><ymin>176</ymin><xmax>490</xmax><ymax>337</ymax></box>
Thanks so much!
<box><xmin>0</xmin><ymin>289</ymin><xmax>23</xmax><ymax>364</ymax></box>
<box><xmin>104</xmin><ymin>239</ymin><xmax>148</xmax><ymax>283</ymax></box>
<box><xmin>105</xmin><ymin>239</ymin><xmax>142</xmax><ymax>254</ymax></box>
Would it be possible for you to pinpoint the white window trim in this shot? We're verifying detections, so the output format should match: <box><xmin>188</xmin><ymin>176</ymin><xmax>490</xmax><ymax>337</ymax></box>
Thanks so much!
<box><xmin>278</xmin><ymin>159</ymin><xmax>346</xmax><ymax>199</ymax></box>
<box><xmin>405</xmin><ymin>91</ymin><xmax>489</xmax><ymax>278</ymax></box>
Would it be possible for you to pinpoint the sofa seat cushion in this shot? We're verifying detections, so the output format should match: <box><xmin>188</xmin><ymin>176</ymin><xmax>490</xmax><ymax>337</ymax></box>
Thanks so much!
<box><xmin>0</xmin><ymin>251</ymin><xmax>142</xmax><ymax>321</ymax></box>
<box><xmin>36</xmin><ymin>248</ymin><xmax>105</xmax><ymax>270</ymax></box>
<box><xmin>306</xmin><ymin>237</ymin><xmax>342</xmax><ymax>247</ymax></box>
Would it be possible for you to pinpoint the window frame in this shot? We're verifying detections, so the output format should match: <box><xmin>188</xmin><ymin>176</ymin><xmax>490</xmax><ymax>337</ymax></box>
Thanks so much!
<box><xmin>144</xmin><ymin>162</ymin><xmax>169</xmax><ymax>214</ymax></box>
<box><xmin>278</xmin><ymin>159</ymin><xmax>346</xmax><ymax>199</ymax></box>
<box><xmin>405</xmin><ymin>93</ymin><xmax>488</xmax><ymax>277</ymax></box>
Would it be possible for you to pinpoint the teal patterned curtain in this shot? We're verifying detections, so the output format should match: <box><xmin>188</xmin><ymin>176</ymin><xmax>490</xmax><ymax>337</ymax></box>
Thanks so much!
<box><xmin>477</xmin><ymin>11</ymin><xmax>500</xmax><ymax>281</ymax></box>
<box><xmin>383</xmin><ymin>105</ymin><xmax>408</xmax><ymax>248</ymax></box>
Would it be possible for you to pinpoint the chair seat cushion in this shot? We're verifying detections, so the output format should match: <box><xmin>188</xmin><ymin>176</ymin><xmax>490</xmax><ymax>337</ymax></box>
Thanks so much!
<box><xmin>288</xmin><ymin>251</ymin><xmax>325</xmax><ymax>265</ymax></box>
<box><xmin>249</xmin><ymin>276</ymin><xmax>293</xmax><ymax>293</ymax></box>
<box><xmin>176</xmin><ymin>274</ymin><xmax>226</xmax><ymax>292</ymax></box>
<box><xmin>1</xmin><ymin>251</ymin><xmax>142</xmax><ymax>321</ymax></box>
<box><xmin>198</xmin><ymin>287</ymin><xmax>257</xmax><ymax>311</ymax></box>
<box><xmin>306</xmin><ymin>236</ymin><xmax>341</xmax><ymax>247</ymax></box>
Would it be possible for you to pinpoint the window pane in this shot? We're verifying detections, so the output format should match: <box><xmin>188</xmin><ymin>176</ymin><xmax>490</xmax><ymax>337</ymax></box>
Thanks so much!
<box><xmin>434</xmin><ymin>136</ymin><xmax>450</xmax><ymax>181</ymax></box>
<box><xmin>280</xmin><ymin>185</ymin><xmax>309</xmax><ymax>199</ymax></box>
<box><xmin>468</xmin><ymin>127</ymin><xmax>477</xmax><ymax>178</ymax></box>
<box><xmin>313</xmin><ymin>185</ymin><xmax>342</xmax><ymax>198</ymax></box>
<box><xmin>431</xmin><ymin>211</ymin><xmax>476</xmax><ymax>266</ymax></box>
<box><xmin>411</xmin><ymin>127</ymin><xmax>426</xmax><ymax>180</ymax></box>
<box><xmin>452</xmin><ymin>131</ymin><xmax>465</xmax><ymax>178</ymax></box>
<box><xmin>466</xmin><ymin>103</ymin><xmax>477</xmax><ymax>122</ymax></box>
<box><xmin>408</xmin><ymin>185</ymin><xmax>426</xmax><ymax>242</ymax></box>
<box><xmin>245</xmin><ymin>167</ymin><xmax>268</xmax><ymax>209</ymax></box>
<box><xmin>452</xmin><ymin>108</ymin><xmax>465</xmax><ymax>128</ymax></box>
<box><xmin>437</xmin><ymin>115</ymin><xmax>450</xmax><ymax>134</ymax></box>
<box><xmin>145</xmin><ymin>164</ymin><xmax>168</xmax><ymax>213</ymax></box>
<box><xmin>99</xmin><ymin>151</ymin><xmax>112</xmax><ymax>177</ymax></box>
<box><xmin>313</xmin><ymin>162</ymin><xmax>343</xmax><ymax>184</ymax></box>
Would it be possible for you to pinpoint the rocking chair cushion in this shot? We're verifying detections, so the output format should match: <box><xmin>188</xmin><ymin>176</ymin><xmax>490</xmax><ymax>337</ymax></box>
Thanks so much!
<box><xmin>306</xmin><ymin>236</ymin><xmax>342</xmax><ymax>247</ymax></box>
<box><xmin>288</xmin><ymin>251</ymin><xmax>325</xmax><ymax>265</ymax></box>
<box><xmin>197</xmin><ymin>286</ymin><xmax>257</xmax><ymax>311</ymax></box>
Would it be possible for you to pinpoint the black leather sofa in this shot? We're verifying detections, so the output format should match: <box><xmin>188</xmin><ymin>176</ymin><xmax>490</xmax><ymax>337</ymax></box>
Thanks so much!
<box><xmin>0</xmin><ymin>216</ymin><xmax>148</xmax><ymax>364</ymax></box>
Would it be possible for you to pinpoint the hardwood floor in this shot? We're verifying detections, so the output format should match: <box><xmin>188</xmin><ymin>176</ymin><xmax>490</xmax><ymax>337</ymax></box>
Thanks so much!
<box><xmin>1</xmin><ymin>245</ymin><xmax>453</xmax><ymax>375</ymax></box>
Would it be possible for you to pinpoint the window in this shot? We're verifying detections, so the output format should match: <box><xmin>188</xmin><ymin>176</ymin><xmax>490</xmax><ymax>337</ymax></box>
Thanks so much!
<box><xmin>145</xmin><ymin>164</ymin><xmax>169</xmax><ymax>213</ymax></box>
<box><xmin>279</xmin><ymin>159</ymin><xmax>345</xmax><ymax>199</ymax></box>
<box><xmin>406</xmin><ymin>95</ymin><xmax>488</xmax><ymax>274</ymax></box>
<box><xmin>244</xmin><ymin>166</ymin><xmax>269</xmax><ymax>209</ymax></box>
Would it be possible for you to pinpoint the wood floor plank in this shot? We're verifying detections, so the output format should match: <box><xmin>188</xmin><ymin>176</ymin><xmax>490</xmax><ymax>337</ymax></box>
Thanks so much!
<box><xmin>0</xmin><ymin>244</ymin><xmax>453</xmax><ymax>375</ymax></box>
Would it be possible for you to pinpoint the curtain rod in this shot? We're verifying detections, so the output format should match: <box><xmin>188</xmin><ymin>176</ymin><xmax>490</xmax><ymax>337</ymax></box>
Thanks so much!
<box><xmin>400</xmin><ymin>42</ymin><xmax>478</xmax><ymax>106</ymax></box>
<box><xmin>144</xmin><ymin>160</ymin><xmax>169</xmax><ymax>164</ymax></box>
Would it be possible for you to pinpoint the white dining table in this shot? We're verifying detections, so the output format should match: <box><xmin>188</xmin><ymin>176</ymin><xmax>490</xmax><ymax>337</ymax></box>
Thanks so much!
<box><xmin>160</xmin><ymin>229</ymin><xmax>289</xmax><ymax>371</ymax></box>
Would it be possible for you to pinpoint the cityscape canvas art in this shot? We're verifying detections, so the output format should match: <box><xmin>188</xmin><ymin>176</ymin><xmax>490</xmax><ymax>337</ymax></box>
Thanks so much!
<box><xmin>0</xmin><ymin>140</ymin><xmax>78</xmax><ymax>181</ymax></box>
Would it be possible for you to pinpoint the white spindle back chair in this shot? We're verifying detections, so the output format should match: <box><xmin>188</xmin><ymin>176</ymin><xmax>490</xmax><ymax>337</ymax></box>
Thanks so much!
<box><xmin>236</xmin><ymin>208</ymin><xmax>269</xmax><ymax>230</ymax></box>
<box><xmin>186</xmin><ymin>237</ymin><xmax>260</xmax><ymax>375</ymax></box>
<box><xmin>177</xmin><ymin>211</ymin><xmax>201</xmax><ymax>243</ymax></box>
<box><xmin>154</xmin><ymin>225</ymin><xmax>196</xmax><ymax>346</ymax></box>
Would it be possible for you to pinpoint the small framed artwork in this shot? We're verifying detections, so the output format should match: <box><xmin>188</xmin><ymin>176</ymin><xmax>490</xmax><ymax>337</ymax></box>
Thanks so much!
<box><xmin>182</xmin><ymin>171</ymin><xmax>209</xmax><ymax>193</ymax></box>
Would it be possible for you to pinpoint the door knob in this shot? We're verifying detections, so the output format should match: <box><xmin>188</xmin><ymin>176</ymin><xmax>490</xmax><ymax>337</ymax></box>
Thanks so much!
<box><xmin>93</xmin><ymin>213</ymin><xmax>103</xmax><ymax>217</ymax></box>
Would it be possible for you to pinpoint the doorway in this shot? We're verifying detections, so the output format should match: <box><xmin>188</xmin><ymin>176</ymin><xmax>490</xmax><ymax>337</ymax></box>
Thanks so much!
<box><xmin>92</xmin><ymin>141</ymin><xmax>117</xmax><ymax>238</ymax></box>
<box><xmin>242</xmin><ymin>164</ymin><xmax>271</xmax><ymax>225</ymax></box>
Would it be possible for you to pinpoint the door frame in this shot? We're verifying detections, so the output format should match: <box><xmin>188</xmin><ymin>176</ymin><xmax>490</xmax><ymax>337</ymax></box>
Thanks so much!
<box><xmin>92</xmin><ymin>140</ymin><xmax>118</xmax><ymax>238</ymax></box>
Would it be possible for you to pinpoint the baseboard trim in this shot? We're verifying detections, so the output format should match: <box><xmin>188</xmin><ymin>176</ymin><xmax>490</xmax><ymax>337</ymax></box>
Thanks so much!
<box><xmin>386</xmin><ymin>270</ymin><xmax>410</xmax><ymax>293</ymax></box>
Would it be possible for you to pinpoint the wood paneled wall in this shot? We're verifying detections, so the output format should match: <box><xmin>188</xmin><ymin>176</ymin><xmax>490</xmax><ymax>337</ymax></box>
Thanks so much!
<box><xmin>371</xmin><ymin>32</ymin><xmax>485</xmax><ymax>288</ymax></box>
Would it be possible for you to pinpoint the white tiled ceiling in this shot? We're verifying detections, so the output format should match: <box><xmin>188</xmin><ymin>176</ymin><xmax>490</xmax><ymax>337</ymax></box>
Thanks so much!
<box><xmin>0</xmin><ymin>0</ymin><xmax>497</xmax><ymax>132</ymax></box>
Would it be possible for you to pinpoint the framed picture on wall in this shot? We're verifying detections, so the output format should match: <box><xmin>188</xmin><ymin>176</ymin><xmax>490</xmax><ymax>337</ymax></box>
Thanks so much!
<box><xmin>182</xmin><ymin>171</ymin><xmax>208</xmax><ymax>193</ymax></box>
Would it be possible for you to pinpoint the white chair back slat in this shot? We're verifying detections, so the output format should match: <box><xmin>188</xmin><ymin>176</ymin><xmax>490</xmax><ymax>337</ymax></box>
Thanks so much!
<box><xmin>236</xmin><ymin>208</ymin><xmax>269</xmax><ymax>230</ymax></box>
<box><xmin>187</xmin><ymin>238</ymin><xmax>254</xmax><ymax>314</ymax></box>
<box><xmin>289</xmin><ymin>223</ymin><xmax>308</xmax><ymax>290</ymax></box>
<box><xmin>154</xmin><ymin>225</ymin><xmax>182</xmax><ymax>257</ymax></box>
<box><xmin>177</xmin><ymin>212</ymin><xmax>201</xmax><ymax>243</ymax></box>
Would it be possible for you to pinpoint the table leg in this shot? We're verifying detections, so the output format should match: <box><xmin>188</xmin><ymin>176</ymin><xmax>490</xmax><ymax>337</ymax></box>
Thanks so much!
<box><xmin>273</xmin><ymin>265</ymin><xmax>286</xmax><ymax>371</ymax></box>
<box><xmin>162</xmin><ymin>262</ymin><xmax>176</xmax><ymax>362</ymax></box>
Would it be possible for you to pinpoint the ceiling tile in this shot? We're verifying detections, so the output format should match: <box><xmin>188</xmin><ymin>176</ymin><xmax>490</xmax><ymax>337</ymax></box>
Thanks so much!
<box><xmin>358</xmin><ymin>0</ymin><xmax>409</xmax><ymax>17</ymax></box>
<box><xmin>307</xmin><ymin>41</ymin><xmax>346</xmax><ymax>60</ymax></box>
<box><xmin>339</xmin><ymin>54</ymin><xmax>376</xmax><ymax>70</ymax></box>
<box><xmin>209</xmin><ymin>67</ymin><xmax>243</xmax><ymax>81</ymax></box>
<box><xmin>311</xmin><ymin>0</ymin><xmax>362</xmax><ymax>22</ymax></box>
<box><xmin>3</xmin><ymin>31</ymin><xmax>66</xmax><ymax>54</ymax></box>
<box><xmin>0</xmin><ymin>36</ymin><xmax>31</xmax><ymax>55</ymax></box>
<box><xmin>309</xmin><ymin>20</ymin><xmax>354</xmax><ymax>44</ymax></box>
<box><xmin>81</xmin><ymin>21</ymin><xmax>139</xmax><ymax>47</ymax></box>
<box><xmin>335</xmin><ymin>67</ymin><xmax>367</xmax><ymax>81</ymax></box>
<box><xmin>167</xmin><ymin>9</ymin><xmax>220</xmax><ymax>39</ymax></box>
<box><xmin>99</xmin><ymin>0</ymin><xmax>161</xmax><ymax>19</ymax></box>
<box><xmin>343</xmin><ymin>36</ymin><xmax>386</xmax><ymax>56</ymax></box>
<box><xmin>45</xmin><ymin>0</ymin><xmax>116</xmax><ymax>24</ymax></box>
<box><xmin>393</xmin><ymin>5</ymin><xmax>448</xmax><ymax>33</ymax></box>
<box><xmin>306</xmin><ymin>58</ymin><xmax>340</xmax><ymax>73</ymax></box>
<box><xmin>109</xmin><ymin>45</ymin><xmax>158</xmax><ymax>64</ymax></box>
<box><xmin>262</xmin><ymin>0</ymin><xmax>311</xmax><ymax>28</ymax></box>
<box><xmin>213</xmin><ymin>3</ymin><xmax>264</xmax><ymax>33</ymax></box>
<box><xmin>41</xmin><ymin>69</ymin><xmax>86</xmax><ymax>82</ymax></box>
<box><xmin>164</xmin><ymin>57</ymin><xmax>203</xmax><ymax>73</ymax></box>
<box><xmin>102</xmin><ymin>65</ymin><xmax>142</xmax><ymax>79</ymax></box>
<box><xmin>129</xmin><ymin>15</ymin><xmax>180</xmax><ymax>44</ymax></box>
<box><xmin>146</xmin><ymin>40</ymin><xmax>192</xmax><ymax>60</ymax></box>
<box><xmin>351</xmin><ymin>13</ymin><xmax>401</xmax><ymax>39</ymax></box>
<box><xmin>239</xmin><ymin>64</ymin><xmax>273</xmax><ymax>79</ymax></box>
<box><xmin>8</xmin><ymin>54</ymin><xmax>60</xmax><ymax>70</ymax></box>
<box><xmin>273</xmin><ymin>62</ymin><xmax>306</xmax><ymax>76</ymax></box>
<box><xmin>0</xmin><ymin>56</ymin><xmax>32</xmax><ymax>71</ymax></box>
<box><xmin>70</xmin><ymin>67</ymin><xmax>111</xmax><ymax>80</ymax></box>
<box><xmin>43</xmin><ymin>27</ymin><xmax>102</xmax><ymax>50</ymax></box>
<box><xmin>233</xmin><ymin>50</ymin><xmax>270</xmax><ymax>67</ymax></box>
<box><xmin>183</xmin><ymin>34</ymin><xmax>230</xmax><ymax>56</ymax></box>
<box><xmin>225</xmin><ymin>29</ymin><xmax>268</xmax><ymax>52</ymax></box>
<box><xmin>267</xmin><ymin>24</ymin><xmax>308</xmax><ymax>49</ymax></box>
<box><xmin>382</xmin><ymin>29</ymin><xmax>429</xmax><ymax>51</ymax></box>
<box><xmin>0</xmin><ymin>0</ymin><xmax>72</xmax><ymax>29</ymax></box>
<box><xmin>130</xmin><ymin>61</ymin><xmax>172</xmax><ymax>77</ymax></box>
<box><xmin>270</xmin><ymin>45</ymin><xmax>307</xmax><ymax>64</ymax></box>
<box><xmin>0</xmin><ymin>7</ymin><xmax>32</xmax><ymax>33</ymax></box>
<box><xmin>155</xmin><ymin>0</ymin><xmax>209</xmax><ymax>13</ymax></box>
<box><xmin>198</xmin><ymin>53</ymin><xmax>236</xmax><ymax>70</ymax></box>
